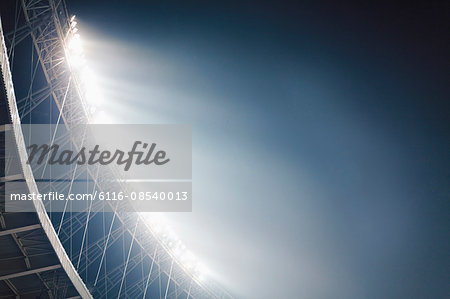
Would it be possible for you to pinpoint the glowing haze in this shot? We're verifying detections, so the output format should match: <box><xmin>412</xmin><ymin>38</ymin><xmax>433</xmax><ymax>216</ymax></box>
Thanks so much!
<box><xmin>69</xmin><ymin>2</ymin><xmax>449</xmax><ymax>298</ymax></box>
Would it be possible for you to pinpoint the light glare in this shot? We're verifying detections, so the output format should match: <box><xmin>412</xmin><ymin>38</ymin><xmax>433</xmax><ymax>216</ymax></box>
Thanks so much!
<box><xmin>65</xmin><ymin>22</ymin><xmax>106</xmax><ymax>121</ymax></box>
<box><xmin>138</xmin><ymin>212</ymin><xmax>210</xmax><ymax>280</ymax></box>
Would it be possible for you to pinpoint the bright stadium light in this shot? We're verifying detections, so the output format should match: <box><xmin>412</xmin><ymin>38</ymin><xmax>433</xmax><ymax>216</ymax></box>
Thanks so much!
<box><xmin>66</xmin><ymin>33</ymin><xmax>84</xmax><ymax>69</ymax></box>
<box><xmin>65</xmin><ymin>17</ymin><xmax>212</xmax><ymax>285</ymax></box>
<box><xmin>82</xmin><ymin>69</ymin><xmax>104</xmax><ymax>106</ymax></box>
<box><xmin>68</xmin><ymin>34</ymin><xmax>82</xmax><ymax>54</ymax></box>
<box><xmin>65</xmin><ymin>17</ymin><xmax>106</xmax><ymax>121</ymax></box>
<box><xmin>138</xmin><ymin>212</ymin><xmax>210</xmax><ymax>281</ymax></box>
<box><xmin>194</xmin><ymin>263</ymin><xmax>209</xmax><ymax>282</ymax></box>
<box><xmin>67</xmin><ymin>52</ymin><xmax>84</xmax><ymax>69</ymax></box>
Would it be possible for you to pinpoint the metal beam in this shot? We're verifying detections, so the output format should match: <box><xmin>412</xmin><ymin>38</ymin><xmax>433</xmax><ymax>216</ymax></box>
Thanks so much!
<box><xmin>0</xmin><ymin>174</ymin><xmax>24</xmax><ymax>183</ymax></box>
<box><xmin>0</xmin><ymin>264</ymin><xmax>61</xmax><ymax>281</ymax></box>
<box><xmin>1</xmin><ymin>11</ymin><xmax>93</xmax><ymax>299</ymax></box>
<box><xmin>4</xmin><ymin>279</ymin><xmax>19</xmax><ymax>297</ymax></box>
<box><xmin>0</xmin><ymin>224</ymin><xmax>41</xmax><ymax>236</ymax></box>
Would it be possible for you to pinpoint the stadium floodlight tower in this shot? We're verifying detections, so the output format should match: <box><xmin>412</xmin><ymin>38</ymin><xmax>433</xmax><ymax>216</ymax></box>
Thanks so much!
<box><xmin>0</xmin><ymin>0</ymin><xmax>233</xmax><ymax>298</ymax></box>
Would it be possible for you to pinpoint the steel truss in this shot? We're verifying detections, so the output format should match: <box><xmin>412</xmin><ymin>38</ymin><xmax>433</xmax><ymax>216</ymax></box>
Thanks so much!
<box><xmin>1</xmin><ymin>0</ymin><xmax>232</xmax><ymax>298</ymax></box>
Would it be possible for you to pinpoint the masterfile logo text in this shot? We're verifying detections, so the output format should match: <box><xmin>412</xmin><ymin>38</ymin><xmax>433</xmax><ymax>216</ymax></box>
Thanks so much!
<box><xmin>27</xmin><ymin>141</ymin><xmax>170</xmax><ymax>171</ymax></box>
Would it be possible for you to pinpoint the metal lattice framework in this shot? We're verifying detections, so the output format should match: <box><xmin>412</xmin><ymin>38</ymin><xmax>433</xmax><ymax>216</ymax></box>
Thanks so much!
<box><xmin>0</xmin><ymin>0</ymin><xmax>232</xmax><ymax>298</ymax></box>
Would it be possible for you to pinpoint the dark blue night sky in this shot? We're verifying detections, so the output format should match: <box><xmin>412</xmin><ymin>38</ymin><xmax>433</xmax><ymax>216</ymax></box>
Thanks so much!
<box><xmin>55</xmin><ymin>1</ymin><xmax>450</xmax><ymax>298</ymax></box>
